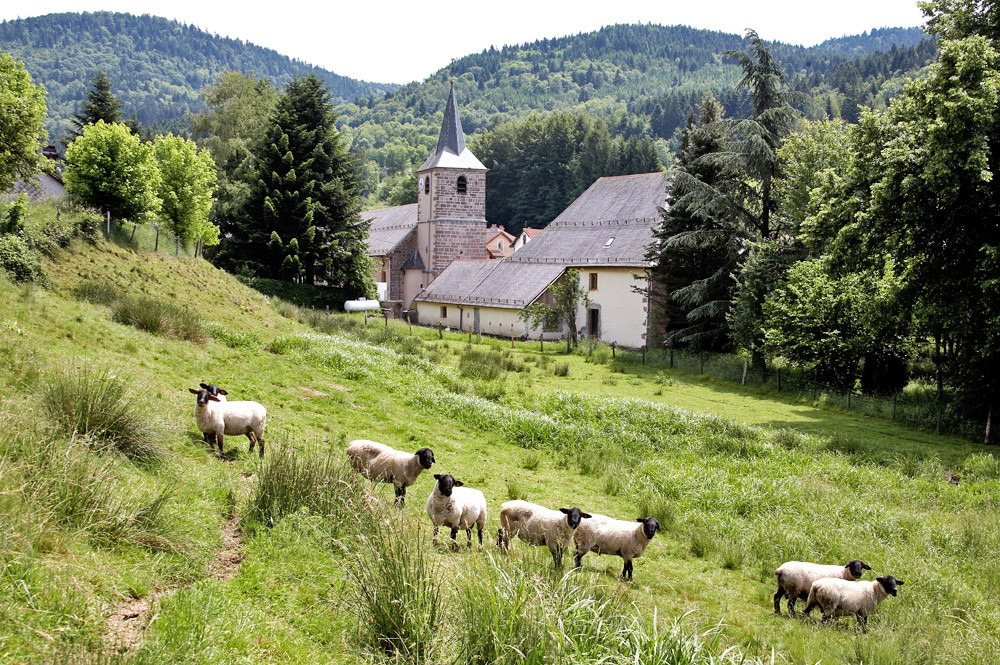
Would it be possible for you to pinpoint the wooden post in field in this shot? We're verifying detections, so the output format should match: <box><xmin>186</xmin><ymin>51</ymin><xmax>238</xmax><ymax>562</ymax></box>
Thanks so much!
<box><xmin>468</xmin><ymin>325</ymin><xmax>472</xmax><ymax>343</ymax></box>
<box><xmin>326</xmin><ymin>305</ymin><xmax>329</xmax><ymax>312</ymax></box>
<box><xmin>364</xmin><ymin>312</ymin><xmax>368</xmax><ymax>326</ymax></box>
<box><xmin>408</xmin><ymin>312</ymin><xmax>413</xmax><ymax>335</ymax></box>
<box><xmin>612</xmin><ymin>342</ymin><xmax>616</xmax><ymax>359</ymax></box>
<box><xmin>588</xmin><ymin>334</ymin><xmax>592</xmax><ymax>356</ymax></box>
<box><xmin>438</xmin><ymin>322</ymin><xmax>443</xmax><ymax>339</ymax></box>
<box><xmin>384</xmin><ymin>310</ymin><xmax>388</xmax><ymax>327</ymax></box>
<box><xmin>130</xmin><ymin>223</ymin><xmax>137</xmax><ymax>242</ymax></box>
<box><xmin>892</xmin><ymin>394</ymin><xmax>897</xmax><ymax>419</ymax></box>
<box><xmin>106</xmin><ymin>210</ymin><xmax>110</xmax><ymax>236</ymax></box>
<box><xmin>154</xmin><ymin>225</ymin><xmax>160</xmax><ymax>252</ymax></box>
<box><xmin>741</xmin><ymin>359</ymin><xmax>748</xmax><ymax>386</ymax></box>
<box><xmin>510</xmin><ymin>324</ymin><xmax>514</xmax><ymax>348</ymax></box>
<box><xmin>777</xmin><ymin>369</ymin><xmax>782</xmax><ymax>392</ymax></box>
<box><xmin>540</xmin><ymin>336</ymin><xmax>543</xmax><ymax>352</ymax></box>
<box><xmin>986</xmin><ymin>406</ymin><xmax>993</xmax><ymax>445</ymax></box>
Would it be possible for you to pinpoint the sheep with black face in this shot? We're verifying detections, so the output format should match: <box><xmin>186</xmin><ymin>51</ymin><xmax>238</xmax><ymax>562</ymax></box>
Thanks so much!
<box><xmin>189</xmin><ymin>386</ymin><xmax>266</xmax><ymax>457</ymax></box>
<box><xmin>197</xmin><ymin>383</ymin><xmax>226</xmax><ymax>445</ymax></box>
<box><xmin>573</xmin><ymin>514</ymin><xmax>660</xmax><ymax>581</ymax></box>
<box><xmin>773</xmin><ymin>559</ymin><xmax>872</xmax><ymax>616</ymax></box>
<box><xmin>498</xmin><ymin>500</ymin><xmax>592</xmax><ymax>568</ymax></box>
<box><xmin>804</xmin><ymin>574</ymin><xmax>904</xmax><ymax>628</ymax></box>
<box><xmin>346</xmin><ymin>439</ymin><xmax>435</xmax><ymax>507</ymax></box>
<box><xmin>425</xmin><ymin>473</ymin><xmax>487</xmax><ymax>549</ymax></box>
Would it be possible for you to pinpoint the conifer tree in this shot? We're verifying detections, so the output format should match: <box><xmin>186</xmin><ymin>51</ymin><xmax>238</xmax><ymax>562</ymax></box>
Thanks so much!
<box><xmin>69</xmin><ymin>71</ymin><xmax>122</xmax><ymax>141</ymax></box>
<box><xmin>647</xmin><ymin>95</ymin><xmax>735</xmax><ymax>350</ymax></box>
<box><xmin>217</xmin><ymin>75</ymin><xmax>374</xmax><ymax>296</ymax></box>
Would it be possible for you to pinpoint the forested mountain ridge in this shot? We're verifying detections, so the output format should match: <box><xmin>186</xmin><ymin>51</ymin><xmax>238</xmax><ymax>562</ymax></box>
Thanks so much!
<box><xmin>0</xmin><ymin>12</ymin><xmax>396</xmax><ymax>140</ymax></box>
<box><xmin>335</xmin><ymin>23</ymin><xmax>932</xmax><ymax>201</ymax></box>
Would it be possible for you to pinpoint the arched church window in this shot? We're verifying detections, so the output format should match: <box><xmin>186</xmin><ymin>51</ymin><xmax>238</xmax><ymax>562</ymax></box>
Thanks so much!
<box><xmin>424</xmin><ymin>176</ymin><xmax>430</xmax><ymax>194</ymax></box>
<box><xmin>457</xmin><ymin>175</ymin><xmax>467</xmax><ymax>194</ymax></box>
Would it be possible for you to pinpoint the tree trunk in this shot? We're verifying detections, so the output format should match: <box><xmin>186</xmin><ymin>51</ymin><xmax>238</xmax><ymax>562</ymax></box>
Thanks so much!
<box><xmin>154</xmin><ymin>226</ymin><xmax>160</xmax><ymax>252</ymax></box>
<box><xmin>935</xmin><ymin>333</ymin><xmax>944</xmax><ymax>402</ymax></box>
<box><xmin>752</xmin><ymin>348</ymin><xmax>768</xmax><ymax>382</ymax></box>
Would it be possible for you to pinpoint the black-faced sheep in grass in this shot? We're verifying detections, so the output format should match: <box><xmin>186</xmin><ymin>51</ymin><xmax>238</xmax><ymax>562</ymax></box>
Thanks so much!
<box><xmin>804</xmin><ymin>575</ymin><xmax>904</xmax><ymax>628</ymax></box>
<box><xmin>197</xmin><ymin>383</ymin><xmax>226</xmax><ymax>445</ymax></box>
<box><xmin>425</xmin><ymin>474</ymin><xmax>487</xmax><ymax>549</ymax></box>
<box><xmin>345</xmin><ymin>439</ymin><xmax>435</xmax><ymax>507</ymax></box>
<box><xmin>189</xmin><ymin>387</ymin><xmax>267</xmax><ymax>457</ymax></box>
<box><xmin>497</xmin><ymin>499</ymin><xmax>591</xmax><ymax>568</ymax></box>
<box><xmin>773</xmin><ymin>559</ymin><xmax>871</xmax><ymax>616</ymax></box>
<box><xmin>573</xmin><ymin>514</ymin><xmax>660</xmax><ymax>581</ymax></box>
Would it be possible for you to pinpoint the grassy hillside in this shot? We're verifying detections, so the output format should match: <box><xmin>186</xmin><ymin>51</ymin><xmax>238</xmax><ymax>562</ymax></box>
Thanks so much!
<box><xmin>1</xmin><ymin>205</ymin><xmax>998</xmax><ymax>664</ymax></box>
<box><xmin>0</xmin><ymin>11</ymin><xmax>395</xmax><ymax>140</ymax></box>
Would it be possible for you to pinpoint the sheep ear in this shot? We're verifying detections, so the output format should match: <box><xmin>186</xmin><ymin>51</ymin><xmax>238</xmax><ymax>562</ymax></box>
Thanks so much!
<box><xmin>208</xmin><ymin>395</ymin><xmax>221</xmax><ymax>402</ymax></box>
<box><xmin>559</xmin><ymin>508</ymin><xmax>570</xmax><ymax>514</ymax></box>
<box><xmin>454</xmin><ymin>481</ymin><xmax>464</xmax><ymax>487</ymax></box>
<box><xmin>896</xmin><ymin>579</ymin><xmax>904</xmax><ymax>585</ymax></box>
<box><xmin>637</xmin><ymin>518</ymin><xmax>645</xmax><ymax>522</ymax></box>
<box><xmin>862</xmin><ymin>563</ymin><xmax>871</xmax><ymax>570</ymax></box>
<box><xmin>200</xmin><ymin>383</ymin><xmax>210</xmax><ymax>390</ymax></box>
<box><xmin>218</xmin><ymin>389</ymin><xmax>228</xmax><ymax>395</ymax></box>
<box><xmin>434</xmin><ymin>474</ymin><xmax>442</xmax><ymax>480</ymax></box>
<box><xmin>581</xmin><ymin>512</ymin><xmax>592</xmax><ymax>519</ymax></box>
<box><xmin>189</xmin><ymin>388</ymin><xmax>200</xmax><ymax>394</ymax></box>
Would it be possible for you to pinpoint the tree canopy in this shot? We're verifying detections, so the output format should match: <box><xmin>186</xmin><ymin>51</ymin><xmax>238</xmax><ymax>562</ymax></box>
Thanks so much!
<box><xmin>153</xmin><ymin>133</ymin><xmax>218</xmax><ymax>251</ymax></box>
<box><xmin>0</xmin><ymin>52</ymin><xmax>47</xmax><ymax>192</ymax></box>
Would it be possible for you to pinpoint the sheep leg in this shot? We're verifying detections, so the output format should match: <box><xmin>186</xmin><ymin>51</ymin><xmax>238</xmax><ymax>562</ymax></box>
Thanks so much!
<box><xmin>821</xmin><ymin>610</ymin><xmax>833</xmax><ymax>625</ymax></box>
<box><xmin>216</xmin><ymin>433</ymin><xmax>224</xmax><ymax>456</ymax></box>
<box><xmin>497</xmin><ymin>528</ymin><xmax>508</xmax><ymax>551</ymax></box>
<box><xmin>476</xmin><ymin>524</ymin><xmax>483</xmax><ymax>548</ymax></box>
<box><xmin>788</xmin><ymin>595</ymin><xmax>798</xmax><ymax>616</ymax></box>
<box><xmin>803</xmin><ymin>600</ymin><xmax>817</xmax><ymax>617</ymax></box>
<box><xmin>773</xmin><ymin>586</ymin><xmax>785</xmax><ymax>614</ymax></box>
<box><xmin>394</xmin><ymin>485</ymin><xmax>406</xmax><ymax>508</ymax></box>
<box><xmin>258</xmin><ymin>437</ymin><xmax>264</xmax><ymax>457</ymax></box>
<box><xmin>247</xmin><ymin>432</ymin><xmax>256</xmax><ymax>455</ymax></box>
<box><xmin>622</xmin><ymin>559</ymin><xmax>633</xmax><ymax>581</ymax></box>
<box><xmin>432</xmin><ymin>525</ymin><xmax>439</xmax><ymax>544</ymax></box>
<box><xmin>465</xmin><ymin>528</ymin><xmax>473</xmax><ymax>549</ymax></box>
<box><xmin>856</xmin><ymin>614</ymin><xmax>867</xmax><ymax>631</ymax></box>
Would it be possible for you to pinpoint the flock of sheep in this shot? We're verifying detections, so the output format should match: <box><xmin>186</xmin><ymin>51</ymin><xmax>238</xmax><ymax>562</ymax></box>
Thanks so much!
<box><xmin>189</xmin><ymin>383</ymin><xmax>905</xmax><ymax>628</ymax></box>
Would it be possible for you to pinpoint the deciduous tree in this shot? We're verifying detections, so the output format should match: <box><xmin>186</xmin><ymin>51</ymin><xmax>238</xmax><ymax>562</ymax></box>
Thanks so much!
<box><xmin>153</xmin><ymin>133</ymin><xmax>218</xmax><ymax>254</ymax></box>
<box><xmin>0</xmin><ymin>52</ymin><xmax>47</xmax><ymax>192</ymax></box>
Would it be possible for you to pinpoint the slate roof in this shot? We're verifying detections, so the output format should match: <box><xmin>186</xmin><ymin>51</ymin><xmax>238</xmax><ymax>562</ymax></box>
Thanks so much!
<box><xmin>418</xmin><ymin>85</ymin><xmax>487</xmax><ymax>172</ymax></box>
<box><xmin>416</xmin><ymin>259</ymin><xmax>564</xmax><ymax>310</ymax></box>
<box><xmin>414</xmin><ymin>173</ymin><xmax>668</xmax><ymax>309</ymax></box>
<box><xmin>361</xmin><ymin>203</ymin><xmax>417</xmax><ymax>256</ymax></box>
<box><xmin>509</xmin><ymin>172</ymin><xmax>667</xmax><ymax>267</ymax></box>
<box><xmin>6</xmin><ymin>172</ymin><xmax>65</xmax><ymax>203</ymax></box>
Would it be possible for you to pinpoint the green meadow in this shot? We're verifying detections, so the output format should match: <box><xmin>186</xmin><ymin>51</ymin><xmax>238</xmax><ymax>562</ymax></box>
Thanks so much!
<box><xmin>1</xmin><ymin>205</ymin><xmax>998</xmax><ymax>664</ymax></box>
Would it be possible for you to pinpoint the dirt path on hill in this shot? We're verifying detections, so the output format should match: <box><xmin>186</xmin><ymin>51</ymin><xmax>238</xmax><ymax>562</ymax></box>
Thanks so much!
<box><xmin>103</xmin><ymin>511</ymin><xmax>244</xmax><ymax>654</ymax></box>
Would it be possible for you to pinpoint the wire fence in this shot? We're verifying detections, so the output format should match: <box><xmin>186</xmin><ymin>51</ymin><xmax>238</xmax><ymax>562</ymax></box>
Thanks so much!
<box><xmin>605</xmin><ymin>346</ymin><xmax>987</xmax><ymax>442</ymax></box>
<box><xmin>106</xmin><ymin>219</ymin><xmax>200</xmax><ymax>258</ymax></box>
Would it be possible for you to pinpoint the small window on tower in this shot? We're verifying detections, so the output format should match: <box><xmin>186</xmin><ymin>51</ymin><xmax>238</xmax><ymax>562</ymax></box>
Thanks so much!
<box><xmin>457</xmin><ymin>175</ymin><xmax>467</xmax><ymax>194</ymax></box>
<box><xmin>424</xmin><ymin>176</ymin><xmax>430</xmax><ymax>194</ymax></box>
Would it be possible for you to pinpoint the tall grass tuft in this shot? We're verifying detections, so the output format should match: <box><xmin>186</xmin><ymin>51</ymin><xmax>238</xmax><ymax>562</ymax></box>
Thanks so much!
<box><xmin>344</xmin><ymin>513</ymin><xmax>440</xmax><ymax>663</ymax></box>
<box><xmin>246</xmin><ymin>446</ymin><xmax>366</xmax><ymax>532</ymax></box>
<box><xmin>43</xmin><ymin>366</ymin><xmax>164</xmax><ymax>463</ymax></box>
<box><xmin>71</xmin><ymin>280</ymin><xmax>121</xmax><ymax>306</ymax></box>
<box><xmin>112</xmin><ymin>294</ymin><xmax>207</xmax><ymax>343</ymax></box>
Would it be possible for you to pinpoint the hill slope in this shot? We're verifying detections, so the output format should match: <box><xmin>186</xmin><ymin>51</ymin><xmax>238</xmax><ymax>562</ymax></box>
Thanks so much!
<box><xmin>1</xmin><ymin>203</ymin><xmax>998</xmax><ymax>663</ymax></box>
<box><xmin>0</xmin><ymin>11</ymin><xmax>396</xmax><ymax>140</ymax></box>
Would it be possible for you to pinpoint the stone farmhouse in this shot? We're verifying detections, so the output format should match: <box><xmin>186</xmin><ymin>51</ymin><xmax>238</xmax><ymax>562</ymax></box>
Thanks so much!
<box><xmin>362</xmin><ymin>87</ymin><xmax>667</xmax><ymax>348</ymax></box>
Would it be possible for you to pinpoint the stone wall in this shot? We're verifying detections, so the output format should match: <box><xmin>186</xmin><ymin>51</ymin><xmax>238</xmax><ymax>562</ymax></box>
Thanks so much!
<box><xmin>429</xmin><ymin>168</ymin><xmax>485</xmax><ymax>221</ymax></box>
<box><xmin>387</xmin><ymin>230</ymin><xmax>418</xmax><ymax>302</ymax></box>
<box><xmin>431</xmin><ymin>220</ymin><xmax>488</xmax><ymax>272</ymax></box>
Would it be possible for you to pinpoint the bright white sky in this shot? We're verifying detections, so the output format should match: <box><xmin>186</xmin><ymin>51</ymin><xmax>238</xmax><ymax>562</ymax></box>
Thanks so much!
<box><xmin>1</xmin><ymin>1</ymin><xmax>928</xmax><ymax>83</ymax></box>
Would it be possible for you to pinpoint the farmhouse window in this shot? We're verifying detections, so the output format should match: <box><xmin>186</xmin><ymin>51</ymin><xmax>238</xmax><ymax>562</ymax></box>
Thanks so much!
<box><xmin>589</xmin><ymin>272</ymin><xmax>598</xmax><ymax>290</ymax></box>
<box><xmin>441</xmin><ymin>306</ymin><xmax>448</xmax><ymax>318</ymax></box>
<box><xmin>457</xmin><ymin>175</ymin><xmax>467</xmax><ymax>194</ymax></box>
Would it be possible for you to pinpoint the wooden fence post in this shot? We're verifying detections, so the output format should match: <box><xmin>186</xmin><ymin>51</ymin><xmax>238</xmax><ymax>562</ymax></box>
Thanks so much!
<box><xmin>612</xmin><ymin>342</ymin><xmax>616</xmax><ymax>359</ymax></box>
<box><xmin>106</xmin><ymin>210</ymin><xmax>111</xmax><ymax>236</ymax></box>
<box><xmin>511</xmin><ymin>324</ymin><xmax>514</xmax><ymax>348</ymax></box>
<box><xmin>986</xmin><ymin>406</ymin><xmax>993</xmax><ymax>445</ymax></box>
<box><xmin>384</xmin><ymin>311</ymin><xmax>388</xmax><ymax>327</ymax></box>
<box><xmin>438</xmin><ymin>322</ymin><xmax>443</xmax><ymax>339</ymax></box>
<box><xmin>154</xmin><ymin>225</ymin><xmax>160</xmax><ymax>252</ymax></box>
<box><xmin>741</xmin><ymin>359</ymin><xmax>748</xmax><ymax>386</ymax></box>
<box><xmin>408</xmin><ymin>312</ymin><xmax>413</xmax><ymax>335</ymax></box>
<box><xmin>468</xmin><ymin>326</ymin><xmax>472</xmax><ymax>343</ymax></box>
<box><xmin>540</xmin><ymin>336</ymin><xmax>543</xmax><ymax>352</ymax></box>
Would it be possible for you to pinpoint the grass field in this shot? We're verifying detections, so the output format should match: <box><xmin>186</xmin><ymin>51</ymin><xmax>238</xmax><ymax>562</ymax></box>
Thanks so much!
<box><xmin>1</xmin><ymin>207</ymin><xmax>998</xmax><ymax>664</ymax></box>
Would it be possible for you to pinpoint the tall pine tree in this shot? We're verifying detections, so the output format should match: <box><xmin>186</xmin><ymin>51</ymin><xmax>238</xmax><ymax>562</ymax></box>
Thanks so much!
<box><xmin>69</xmin><ymin>71</ymin><xmax>121</xmax><ymax>141</ymax></box>
<box><xmin>217</xmin><ymin>75</ymin><xmax>374</xmax><ymax>297</ymax></box>
<box><xmin>648</xmin><ymin>95</ymin><xmax>736</xmax><ymax>350</ymax></box>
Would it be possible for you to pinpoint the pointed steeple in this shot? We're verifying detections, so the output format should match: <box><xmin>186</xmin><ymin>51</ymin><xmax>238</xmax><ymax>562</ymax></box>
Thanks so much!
<box><xmin>418</xmin><ymin>83</ymin><xmax>486</xmax><ymax>171</ymax></box>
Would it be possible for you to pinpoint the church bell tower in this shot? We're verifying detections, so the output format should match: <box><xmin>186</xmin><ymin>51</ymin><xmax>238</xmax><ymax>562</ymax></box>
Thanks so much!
<box><xmin>415</xmin><ymin>84</ymin><xmax>488</xmax><ymax>281</ymax></box>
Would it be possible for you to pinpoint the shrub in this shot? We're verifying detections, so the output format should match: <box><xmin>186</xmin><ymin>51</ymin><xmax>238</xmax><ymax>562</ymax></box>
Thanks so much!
<box><xmin>344</xmin><ymin>514</ymin><xmax>440</xmax><ymax>662</ymax></box>
<box><xmin>112</xmin><ymin>294</ymin><xmax>207</xmax><ymax>343</ymax></box>
<box><xmin>0</xmin><ymin>233</ymin><xmax>46</xmax><ymax>284</ymax></box>
<box><xmin>72</xmin><ymin>280</ymin><xmax>121</xmax><ymax>306</ymax></box>
<box><xmin>553</xmin><ymin>362</ymin><xmax>570</xmax><ymax>377</ymax></box>
<box><xmin>246</xmin><ymin>447</ymin><xmax>365</xmax><ymax>532</ymax></box>
<box><xmin>42</xmin><ymin>366</ymin><xmax>164</xmax><ymax>463</ymax></box>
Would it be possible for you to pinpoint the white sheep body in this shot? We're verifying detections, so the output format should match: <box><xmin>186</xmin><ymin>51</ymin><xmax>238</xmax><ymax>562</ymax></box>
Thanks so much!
<box><xmin>194</xmin><ymin>399</ymin><xmax>266</xmax><ymax>455</ymax></box>
<box><xmin>425</xmin><ymin>485</ymin><xmax>487</xmax><ymax>548</ymax></box>
<box><xmin>573</xmin><ymin>513</ymin><xmax>656</xmax><ymax>579</ymax></box>
<box><xmin>774</xmin><ymin>560</ymin><xmax>866</xmax><ymax>615</ymax></box>
<box><xmin>346</xmin><ymin>439</ymin><xmax>434</xmax><ymax>507</ymax></box>
<box><xmin>804</xmin><ymin>578</ymin><xmax>894</xmax><ymax>627</ymax></box>
<box><xmin>499</xmin><ymin>500</ymin><xmax>579</xmax><ymax>567</ymax></box>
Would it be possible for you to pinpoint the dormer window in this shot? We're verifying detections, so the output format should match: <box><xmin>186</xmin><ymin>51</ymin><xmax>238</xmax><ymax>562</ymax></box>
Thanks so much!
<box><xmin>605</xmin><ymin>237</ymin><xmax>615</xmax><ymax>247</ymax></box>
<box><xmin>457</xmin><ymin>175</ymin><xmax>467</xmax><ymax>194</ymax></box>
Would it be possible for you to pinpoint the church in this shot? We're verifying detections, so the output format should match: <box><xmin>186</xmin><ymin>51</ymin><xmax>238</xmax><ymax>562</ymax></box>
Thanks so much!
<box><xmin>362</xmin><ymin>87</ymin><xmax>667</xmax><ymax>349</ymax></box>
